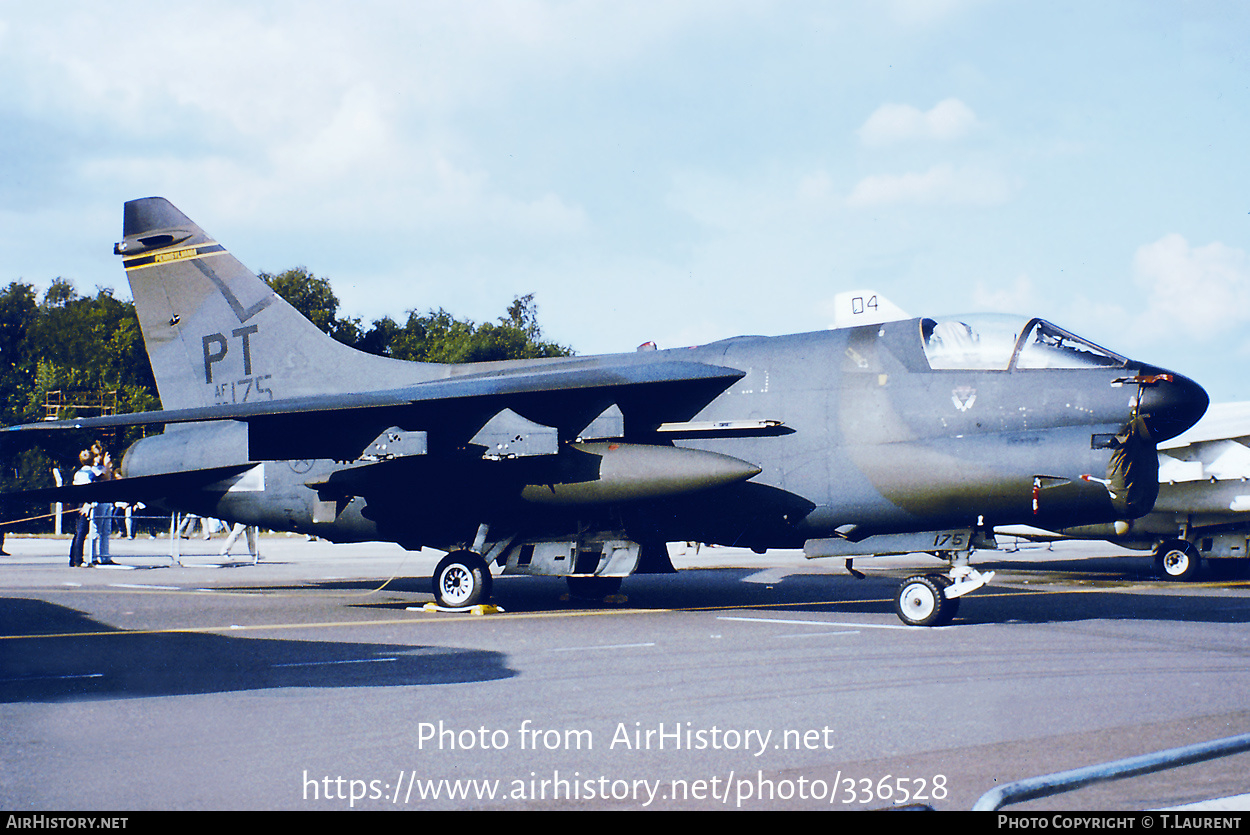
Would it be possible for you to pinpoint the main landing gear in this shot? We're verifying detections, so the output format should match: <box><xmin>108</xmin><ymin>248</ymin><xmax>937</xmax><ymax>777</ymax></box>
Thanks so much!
<box><xmin>1154</xmin><ymin>540</ymin><xmax>1201</xmax><ymax>582</ymax></box>
<box><xmin>431</xmin><ymin>549</ymin><xmax>493</xmax><ymax>608</ymax></box>
<box><xmin>893</xmin><ymin>563</ymin><xmax>994</xmax><ymax>627</ymax></box>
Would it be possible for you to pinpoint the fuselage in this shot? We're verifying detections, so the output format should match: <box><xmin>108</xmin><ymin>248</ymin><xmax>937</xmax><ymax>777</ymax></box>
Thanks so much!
<box><xmin>121</xmin><ymin>313</ymin><xmax>1207</xmax><ymax>557</ymax></box>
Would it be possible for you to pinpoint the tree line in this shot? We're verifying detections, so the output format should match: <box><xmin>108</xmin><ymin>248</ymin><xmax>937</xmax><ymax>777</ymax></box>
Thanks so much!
<box><xmin>0</xmin><ymin>268</ymin><xmax>571</xmax><ymax>528</ymax></box>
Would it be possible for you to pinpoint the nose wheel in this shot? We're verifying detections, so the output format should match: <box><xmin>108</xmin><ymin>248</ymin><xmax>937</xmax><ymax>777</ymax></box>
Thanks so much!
<box><xmin>895</xmin><ymin>575</ymin><xmax>958</xmax><ymax>627</ymax></box>
<box><xmin>893</xmin><ymin>564</ymin><xmax>993</xmax><ymax>626</ymax></box>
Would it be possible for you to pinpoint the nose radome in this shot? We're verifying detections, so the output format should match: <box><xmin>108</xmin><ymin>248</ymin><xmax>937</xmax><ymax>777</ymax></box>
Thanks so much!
<box><xmin>1134</xmin><ymin>369</ymin><xmax>1209</xmax><ymax>442</ymax></box>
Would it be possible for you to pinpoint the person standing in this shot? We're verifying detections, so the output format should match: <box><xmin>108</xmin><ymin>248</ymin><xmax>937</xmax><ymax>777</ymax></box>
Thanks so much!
<box><xmin>68</xmin><ymin>450</ymin><xmax>95</xmax><ymax>567</ymax></box>
<box><xmin>220</xmin><ymin>522</ymin><xmax>258</xmax><ymax>560</ymax></box>
<box><xmin>0</xmin><ymin>495</ymin><xmax>10</xmax><ymax>556</ymax></box>
<box><xmin>89</xmin><ymin>442</ymin><xmax>116</xmax><ymax>566</ymax></box>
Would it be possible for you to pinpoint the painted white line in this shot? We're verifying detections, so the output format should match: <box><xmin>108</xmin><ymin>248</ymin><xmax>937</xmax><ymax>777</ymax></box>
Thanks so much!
<box><xmin>549</xmin><ymin>642</ymin><xmax>657</xmax><ymax>653</ymax></box>
<box><xmin>108</xmin><ymin>583</ymin><xmax>181</xmax><ymax>590</ymax></box>
<box><xmin>1158</xmin><ymin>793</ymin><xmax>1250</xmax><ymax>811</ymax></box>
<box><xmin>1</xmin><ymin>673</ymin><xmax>104</xmax><ymax>683</ymax></box>
<box><xmin>273</xmin><ymin>658</ymin><xmax>398</xmax><ymax>668</ymax></box>
<box><xmin>717</xmin><ymin>616</ymin><xmax>933</xmax><ymax>631</ymax></box>
<box><xmin>777</xmin><ymin>631</ymin><xmax>861</xmax><ymax>638</ymax></box>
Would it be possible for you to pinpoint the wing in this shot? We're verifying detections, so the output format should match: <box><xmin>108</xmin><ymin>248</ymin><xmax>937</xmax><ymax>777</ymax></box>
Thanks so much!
<box><xmin>5</xmin><ymin>359</ymin><xmax>746</xmax><ymax>461</ymax></box>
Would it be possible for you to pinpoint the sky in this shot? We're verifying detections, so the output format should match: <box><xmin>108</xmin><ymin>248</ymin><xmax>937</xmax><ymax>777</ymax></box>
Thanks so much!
<box><xmin>2</xmin><ymin>1</ymin><xmax>1248</xmax><ymax>401</ymax></box>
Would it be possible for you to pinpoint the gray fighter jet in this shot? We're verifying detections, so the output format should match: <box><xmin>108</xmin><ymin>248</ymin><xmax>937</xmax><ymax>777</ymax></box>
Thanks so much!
<box><xmin>3</xmin><ymin>198</ymin><xmax>1210</xmax><ymax>625</ymax></box>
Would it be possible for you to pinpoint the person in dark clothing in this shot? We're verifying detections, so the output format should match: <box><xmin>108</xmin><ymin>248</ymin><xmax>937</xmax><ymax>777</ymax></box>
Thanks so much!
<box><xmin>68</xmin><ymin>450</ymin><xmax>95</xmax><ymax>567</ymax></box>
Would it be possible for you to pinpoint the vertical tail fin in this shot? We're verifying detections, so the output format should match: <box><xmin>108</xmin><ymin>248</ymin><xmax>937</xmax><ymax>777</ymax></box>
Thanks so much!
<box><xmin>118</xmin><ymin>198</ymin><xmax>432</xmax><ymax>410</ymax></box>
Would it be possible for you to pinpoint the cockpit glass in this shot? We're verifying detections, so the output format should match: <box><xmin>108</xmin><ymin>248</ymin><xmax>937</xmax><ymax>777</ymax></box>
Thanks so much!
<box><xmin>920</xmin><ymin>315</ymin><xmax>1023</xmax><ymax>370</ymax></box>
<box><xmin>1013</xmin><ymin>319</ymin><xmax>1127</xmax><ymax>369</ymax></box>
<box><xmin>920</xmin><ymin>315</ymin><xmax>1126</xmax><ymax>371</ymax></box>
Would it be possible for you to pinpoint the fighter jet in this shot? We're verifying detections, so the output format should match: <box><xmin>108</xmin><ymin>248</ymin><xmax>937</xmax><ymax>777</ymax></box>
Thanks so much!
<box><xmin>1034</xmin><ymin>401</ymin><xmax>1250</xmax><ymax>580</ymax></box>
<box><xmin>2</xmin><ymin>198</ymin><xmax>1210</xmax><ymax>625</ymax></box>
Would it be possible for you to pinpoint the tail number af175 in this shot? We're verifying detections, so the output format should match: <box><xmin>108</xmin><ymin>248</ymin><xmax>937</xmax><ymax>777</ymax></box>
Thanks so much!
<box><xmin>214</xmin><ymin>374</ymin><xmax>273</xmax><ymax>405</ymax></box>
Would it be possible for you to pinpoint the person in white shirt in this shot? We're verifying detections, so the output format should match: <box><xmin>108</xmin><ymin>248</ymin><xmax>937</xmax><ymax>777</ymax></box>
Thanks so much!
<box><xmin>68</xmin><ymin>450</ymin><xmax>95</xmax><ymax>567</ymax></box>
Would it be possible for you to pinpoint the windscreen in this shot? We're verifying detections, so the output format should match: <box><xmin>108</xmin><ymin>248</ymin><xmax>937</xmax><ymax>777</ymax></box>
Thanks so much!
<box><xmin>1012</xmin><ymin>319</ymin><xmax>1127</xmax><ymax>369</ymax></box>
<box><xmin>920</xmin><ymin>315</ymin><xmax>1127</xmax><ymax>371</ymax></box>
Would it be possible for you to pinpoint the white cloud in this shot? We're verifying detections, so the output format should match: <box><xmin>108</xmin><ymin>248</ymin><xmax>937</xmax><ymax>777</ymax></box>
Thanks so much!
<box><xmin>888</xmin><ymin>0</ymin><xmax>982</xmax><ymax>25</ymax></box>
<box><xmin>1132</xmin><ymin>234</ymin><xmax>1250</xmax><ymax>338</ymax></box>
<box><xmin>858</xmin><ymin>98</ymin><xmax>978</xmax><ymax>147</ymax></box>
<box><xmin>846</xmin><ymin>164</ymin><xmax>1011</xmax><ymax>207</ymax></box>
<box><xmin>971</xmin><ymin>274</ymin><xmax>1039</xmax><ymax>313</ymax></box>
<box><xmin>0</xmin><ymin>2</ymin><xmax>713</xmax><ymax>230</ymax></box>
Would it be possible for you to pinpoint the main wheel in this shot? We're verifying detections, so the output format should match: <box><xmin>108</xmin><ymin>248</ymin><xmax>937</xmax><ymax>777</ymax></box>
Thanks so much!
<box><xmin>895</xmin><ymin>574</ymin><xmax>954</xmax><ymax>627</ymax></box>
<box><xmin>1155</xmin><ymin>540</ymin><xmax>1201</xmax><ymax>581</ymax></box>
<box><xmin>432</xmin><ymin>550</ymin><xmax>492</xmax><ymax>608</ymax></box>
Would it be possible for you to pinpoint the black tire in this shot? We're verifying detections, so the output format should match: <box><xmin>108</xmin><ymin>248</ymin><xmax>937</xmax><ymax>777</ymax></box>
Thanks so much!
<box><xmin>432</xmin><ymin>550</ymin><xmax>492</xmax><ymax>607</ymax></box>
<box><xmin>1154</xmin><ymin>540</ymin><xmax>1201</xmax><ymax>581</ymax></box>
<box><xmin>927</xmin><ymin>573</ymin><xmax>960</xmax><ymax>623</ymax></box>
<box><xmin>566</xmin><ymin>576</ymin><xmax>623</xmax><ymax>598</ymax></box>
<box><xmin>895</xmin><ymin>574</ymin><xmax>954</xmax><ymax>627</ymax></box>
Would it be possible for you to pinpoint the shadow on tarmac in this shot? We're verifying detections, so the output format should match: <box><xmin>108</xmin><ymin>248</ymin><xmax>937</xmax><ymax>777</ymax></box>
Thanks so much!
<box><xmin>322</xmin><ymin>561</ymin><xmax>1250</xmax><ymax>627</ymax></box>
<box><xmin>6</xmin><ymin>558</ymin><xmax>1243</xmax><ymax>707</ymax></box>
<box><xmin>474</xmin><ymin>565</ymin><xmax>1250</xmax><ymax>628</ymax></box>
<box><xmin>0</xmin><ymin>598</ymin><xmax>516</xmax><ymax>704</ymax></box>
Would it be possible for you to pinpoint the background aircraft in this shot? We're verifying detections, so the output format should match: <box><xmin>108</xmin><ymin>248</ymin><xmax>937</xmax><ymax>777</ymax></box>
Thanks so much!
<box><xmin>3</xmin><ymin>198</ymin><xmax>1209</xmax><ymax>625</ymax></box>
<box><xmin>1034</xmin><ymin>401</ymin><xmax>1250</xmax><ymax>580</ymax></box>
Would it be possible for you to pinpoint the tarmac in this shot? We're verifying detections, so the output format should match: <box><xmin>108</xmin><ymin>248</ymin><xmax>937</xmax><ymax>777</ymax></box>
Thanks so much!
<box><xmin>2</xmin><ymin>532</ymin><xmax>1248</xmax><ymax>811</ymax></box>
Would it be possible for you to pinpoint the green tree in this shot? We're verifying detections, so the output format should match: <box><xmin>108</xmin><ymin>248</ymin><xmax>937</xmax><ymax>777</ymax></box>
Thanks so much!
<box><xmin>0</xmin><ymin>282</ymin><xmax>39</xmax><ymax>427</ymax></box>
<box><xmin>0</xmin><ymin>279</ymin><xmax>159</xmax><ymax>528</ymax></box>
<box><xmin>0</xmin><ymin>268</ymin><xmax>572</xmax><ymax>529</ymax></box>
<box><xmin>379</xmin><ymin>293</ymin><xmax>570</xmax><ymax>363</ymax></box>
<box><xmin>259</xmin><ymin>266</ymin><xmax>572</xmax><ymax>364</ymax></box>
<box><xmin>259</xmin><ymin>267</ymin><xmax>362</xmax><ymax>346</ymax></box>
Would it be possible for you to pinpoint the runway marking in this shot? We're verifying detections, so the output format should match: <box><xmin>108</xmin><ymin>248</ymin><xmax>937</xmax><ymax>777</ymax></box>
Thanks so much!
<box><xmin>775</xmin><ymin>631</ymin><xmax>861</xmax><ymax>639</ymax></box>
<box><xmin>0</xmin><ymin>673</ymin><xmax>104</xmax><ymax>683</ymax></box>
<box><xmin>108</xmin><ymin>583</ymin><xmax>181</xmax><ymax>590</ymax></box>
<box><xmin>272</xmin><ymin>658</ymin><xmax>398</xmax><ymax>668</ymax></box>
<box><xmin>1160</xmin><ymin>792</ymin><xmax>1250</xmax><ymax>811</ymax></box>
<box><xmin>548</xmin><ymin>642</ymin><xmax>657</xmax><ymax>653</ymax></box>
<box><xmin>0</xmin><ymin>585</ymin><xmax>1129</xmax><ymax>642</ymax></box>
<box><xmin>717</xmin><ymin>615</ymin><xmax>932</xmax><ymax>631</ymax></box>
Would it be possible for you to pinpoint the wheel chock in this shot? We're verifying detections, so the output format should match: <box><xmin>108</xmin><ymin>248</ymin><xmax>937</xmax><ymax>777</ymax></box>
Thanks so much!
<box><xmin>411</xmin><ymin>603</ymin><xmax>505</xmax><ymax>615</ymax></box>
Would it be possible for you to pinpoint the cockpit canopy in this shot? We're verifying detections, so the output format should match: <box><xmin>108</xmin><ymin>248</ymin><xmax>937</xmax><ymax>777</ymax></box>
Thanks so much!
<box><xmin>920</xmin><ymin>315</ymin><xmax>1128</xmax><ymax>371</ymax></box>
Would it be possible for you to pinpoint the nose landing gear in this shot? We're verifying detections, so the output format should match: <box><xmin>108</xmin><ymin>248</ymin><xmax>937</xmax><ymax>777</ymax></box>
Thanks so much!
<box><xmin>894</xmin><ymin>562</ymin><xmax>994</xmax><ymax>627</ymax></box>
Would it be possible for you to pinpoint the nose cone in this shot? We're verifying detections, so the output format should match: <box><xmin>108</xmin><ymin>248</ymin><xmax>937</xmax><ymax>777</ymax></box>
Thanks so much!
<box><xmin>1135</xmin><ymin>368</ymin><xmax>1209</xmax><ymax>442</ymax></box>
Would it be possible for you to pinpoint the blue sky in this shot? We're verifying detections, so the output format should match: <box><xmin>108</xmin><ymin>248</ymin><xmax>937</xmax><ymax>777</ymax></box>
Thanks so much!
<box><xmin>2</xmin><ymin>1</ymin><xmax>1248</xmax><ymax>400</ymax></box>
